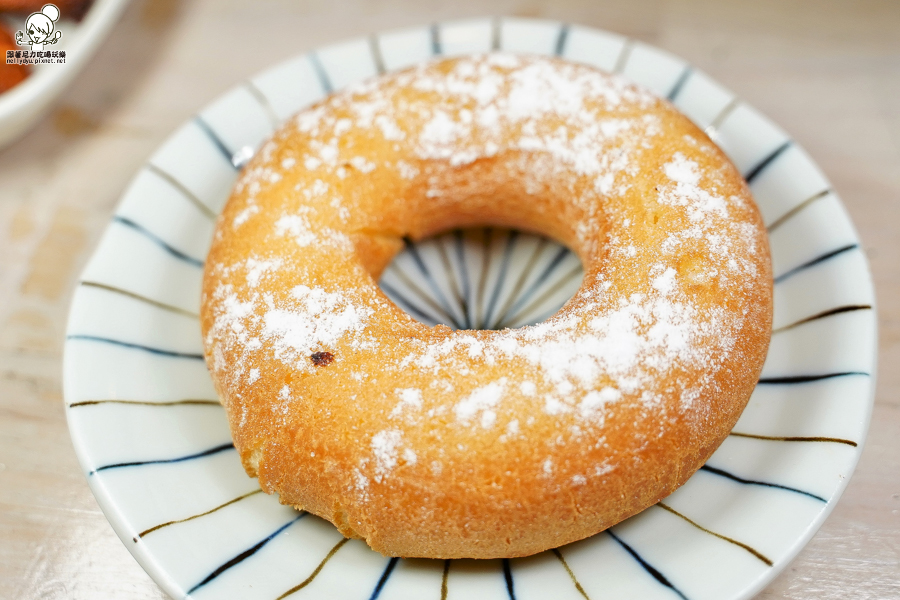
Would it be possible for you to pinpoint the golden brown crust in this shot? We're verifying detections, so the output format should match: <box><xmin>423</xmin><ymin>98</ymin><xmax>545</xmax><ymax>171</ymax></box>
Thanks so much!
<box><xmin>201</xmin><ymin>54</ymin><xmax>773</xmax><ymax>559</ymax></box>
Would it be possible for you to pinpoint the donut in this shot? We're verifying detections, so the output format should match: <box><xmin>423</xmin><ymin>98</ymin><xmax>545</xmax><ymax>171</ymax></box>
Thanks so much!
<box><xmin>201</xmin><ymin>53</ymin><xmax>772</xmax><ymax>559</ymax></box>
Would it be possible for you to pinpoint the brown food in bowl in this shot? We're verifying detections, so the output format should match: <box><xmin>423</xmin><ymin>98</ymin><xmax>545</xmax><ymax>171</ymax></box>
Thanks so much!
<box><xmin>0</xmin><ymin>22</ymin><xmax>28</xmax><ymax>92</ymax></box>
<box><xmin>0</xmin><ymin>0</ymin><xmax>92</xmax><ymax>20</ymax></box>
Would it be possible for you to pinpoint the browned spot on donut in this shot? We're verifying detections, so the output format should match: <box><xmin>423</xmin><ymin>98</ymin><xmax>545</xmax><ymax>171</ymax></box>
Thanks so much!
<box><xmin>310</xmin><ymin>351</ymin><xmax>335</xmax><ymax>366</ymax></box>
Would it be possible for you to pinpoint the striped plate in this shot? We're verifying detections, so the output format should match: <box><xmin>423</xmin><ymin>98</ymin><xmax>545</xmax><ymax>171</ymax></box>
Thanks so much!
<box><xmin>63</xmin><ymin>17</ymin><xmax>877</xmax><ymax>600</ymax></box>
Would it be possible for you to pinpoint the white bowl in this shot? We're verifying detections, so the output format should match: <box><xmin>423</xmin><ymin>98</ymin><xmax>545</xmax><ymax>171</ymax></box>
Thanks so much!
<box><xmin>0</xmin><ymin>0</ymin><xmax>130</xmax><ymax>148</ymax></box>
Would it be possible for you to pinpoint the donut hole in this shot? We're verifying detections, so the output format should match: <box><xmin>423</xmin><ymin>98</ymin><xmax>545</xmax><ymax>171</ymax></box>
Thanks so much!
<box><xmin>378</xmin><ymin>227</ymin><xmax>584</xmax><ymax>331</ymax></box>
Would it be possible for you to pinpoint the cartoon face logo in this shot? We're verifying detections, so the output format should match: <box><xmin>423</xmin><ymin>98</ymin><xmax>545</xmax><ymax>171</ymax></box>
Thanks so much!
<box><xmin>15</xmin><ymin>4</ymin><xmax>63</xmax><ymax>52</ymax></box>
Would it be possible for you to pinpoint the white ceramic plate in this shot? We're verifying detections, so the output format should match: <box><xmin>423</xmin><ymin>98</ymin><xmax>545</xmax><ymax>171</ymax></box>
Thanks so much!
<box><xmin>0</xmin><ymin>0</ymin><xmax>131</xmax><ymax>148</ymax></box>
<box><xmin>63</xmin><ymin>17</ymin><xmax>877</xmax><ymax>600</ymax></box>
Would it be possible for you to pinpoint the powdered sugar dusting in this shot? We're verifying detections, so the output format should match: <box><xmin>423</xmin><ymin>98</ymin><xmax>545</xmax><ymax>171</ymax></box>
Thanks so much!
<box><xmin>660</xmin><ymin>153</ymin><xmax>729</xmax><ymax>222</ymax></box>
<box><xmin>454</xmin><ymin>378</ymin><xmax>508</xmax><ymax>428</ymax></box>
<box><xmin>371</xmin><ymin>429</ymin><xmax>403</xmax><ymax>483</ymax></box>
<box><xmin>245</xmin><ymin>257</ymin><xmax>282</xmax><ymax>289</ymax></box>
<box><xmin>263</xmin><ymin>285</ymin><xmax>373</xmax><ymax>361</ymax></box>
<box><xmin>204</xmin><ymin>259</ymin><xmax>379</xmax><ymax>385</ymax></box>
<box><xmin>390</xmin><ymin>388</ymin><xmax>424</xmax><ymax>419</ymax></box>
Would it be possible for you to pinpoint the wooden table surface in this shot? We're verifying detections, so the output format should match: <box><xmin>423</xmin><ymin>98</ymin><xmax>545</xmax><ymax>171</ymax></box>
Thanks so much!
<box><xmin>1</xmin><ymin>0</ymin><xmax>898</xmax><ymax>598</ymax></box>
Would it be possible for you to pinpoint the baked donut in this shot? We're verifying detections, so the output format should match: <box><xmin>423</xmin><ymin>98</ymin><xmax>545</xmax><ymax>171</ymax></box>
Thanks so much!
<box><xmin>201</xmin><ymin>53</ymin><xmax>772</xmax><ymax>559</ymax></box>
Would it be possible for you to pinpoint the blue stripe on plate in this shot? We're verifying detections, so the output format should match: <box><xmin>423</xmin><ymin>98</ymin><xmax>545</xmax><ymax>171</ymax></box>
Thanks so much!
<box><xmin>700</xmin><ymin>464</ymin><xmax>827</xmax><ymax>503</ymax></box>
<box><xmin>368</xmin><ymin>557</ymin><xmax>400</xmax><ymax>600</ymax></box>
<box><xmin>187</xmin><ymin>513</ymin><xmax>306</xmax><ymax>594</ymax></box>
<box><xmin>431</xmin><ymin>23</ymin><xmax>441</xmax><ymax>55</ymax></box>
<box><xmin>554</xmin><ymin>24</ymin><xmax>570</xmax><ymax>56</ymax></box>
<box><xmin>758</xmin><ymin>372</ymin><xmax>869</xmax><ymax>385</ymax></box>
<box><xmin>503</xmin><ymin>558</ymin><xmax>516</xmax><ymax>599</ymax></box>
<box><xmin>774</xmin><ymin>243</ymin><xmax>858</xmax><ymax>284</ymax></box>
<box><xmin>666</xmin><ymin>66</ymin><xmax>692</xmax><ymax>101</ymax></box>
<box><xmin>744</xmin><ymin>141</ymin><xmax>792</xmax><ymax>184</ymax></box>
<box><xmin>608</xmin><ymin>530</ymin><xmax>689</xmax><ymax>600</ymax></box>
<box><xmin>193</xmin><ymin>116</ymin><xmax>241</xmax><ymax>170</ymax></box>
<box><xmin>112</xmin><ymin>216</ymin><xmax>204</xmax><ymax>268</ymax></box>
<box><xmin>66</xmin><ymin>334</ymin><xmax>204</xmax><ymax>361</ymax></box>
<box><xmin>90</xmin><ymin>442</ymin><xmax>234</xmax><ymax>475</ymax></box>
<box><xmin>307</xmin><ymin>51</ymin><xmax>334</xmax><ymax>94</ymax></box>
